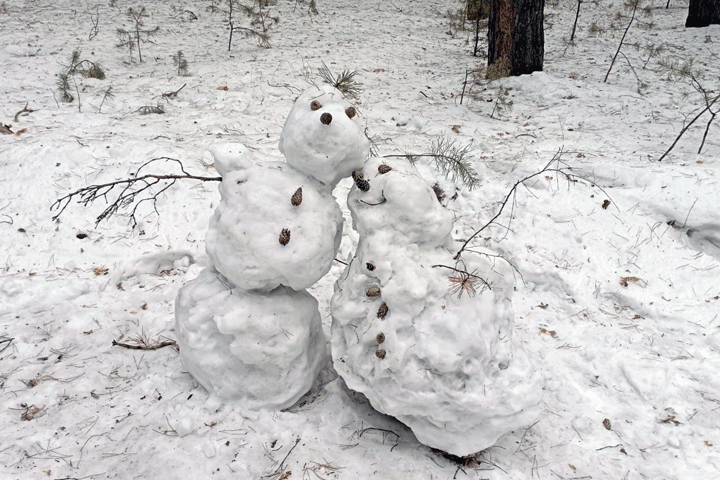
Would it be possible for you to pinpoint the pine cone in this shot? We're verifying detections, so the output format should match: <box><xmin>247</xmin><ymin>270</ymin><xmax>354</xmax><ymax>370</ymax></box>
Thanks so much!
<box><xmin>291</xmin><ymin>187</ymin><xmax>303</xmax><ymax>206</ymax></box>
<box><xmin>378</xmin><ymin>164</ymin><xmax>392</xmax><ymax>174</ymax></box>
<box><xmin>345</xmin><ymin>106</ymin><xmax>356</xmax><ymax>119</ymax></box>
<box><xmin>279</xmin><ymin>228</ymin><xmax>291</xmax><ymax>246</ymax></box>
<box><xmin>351</xmin><ymin>170</ymin><xmax>364</xmax><ymax>182</ymax></box>
<box><xmin>320</xmin><ymin>112</ymin><xmax>333</xmax><ymax>125</ymax></box>
<box><xmin>366</xmin><ymin>285</ymin><xmax>381</xmax><ymax>298</ymax></box>
<box><xmin>310</xmin><ymin>100</ymin><xmax>322</xmax><ymax>111</ymax></box>
<box><xmin>376</xmin><ymin>332</ymin><xmax>385</xmax><ymax>344</ymax></box>
<box><xmin>377</xmin><ymin>302</ymin><xmax>388</xmax><ymax>318</ymax></box>
<box><xmin>355</xmin><ymin>178</ymin><xmax>370</xmax><ymax>192</ymax></box>
<box><xmin>375</xmin><ymin>349</ymin><xmax>386</xmax><ymax>359</ymax></box>
<box><xmin>366</xmin><ymin>262</ymin><xmax>376</xmax><ymax>271</ymax></box>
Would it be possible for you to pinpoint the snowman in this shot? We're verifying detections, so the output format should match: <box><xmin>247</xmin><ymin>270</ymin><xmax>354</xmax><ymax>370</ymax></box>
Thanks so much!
<box><xmin>331</xmin><ymin>156</ymin><xmax>543</xmax><ymax>456</ymax></box>
<box><xmin>174</xmin><ymin>85</ymin><xmax>369</xmax><ymax>409</ymax></box>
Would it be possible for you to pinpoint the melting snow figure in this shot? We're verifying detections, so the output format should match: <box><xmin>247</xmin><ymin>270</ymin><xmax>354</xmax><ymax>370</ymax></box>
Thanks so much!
<box><xmin>331</xmin><ymin>157</ymin><xmax>543</xmax><ymax>456</ymax></box>
<box><xmin>175</xmin><ymin>86</ymin><xmax>369</xmax><ymax>408</ymax></box>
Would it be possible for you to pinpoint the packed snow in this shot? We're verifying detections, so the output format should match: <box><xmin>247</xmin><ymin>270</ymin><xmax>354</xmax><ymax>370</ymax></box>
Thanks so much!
<box><xmin>1</xmin><ymin>0</ymin><xmax>719</xmax><ymax>479</ymax></box>
<box><xmin>332</xmin><ymin>157</ymin><xmax>542</xmax><ymax>456</ymax></box>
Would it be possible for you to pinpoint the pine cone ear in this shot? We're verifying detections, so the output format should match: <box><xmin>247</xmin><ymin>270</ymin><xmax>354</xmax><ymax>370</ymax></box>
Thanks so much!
<box><xmin>310</xmin><ymin>100</ymin><xmax>322</xmax><ymax>111</ymax></box>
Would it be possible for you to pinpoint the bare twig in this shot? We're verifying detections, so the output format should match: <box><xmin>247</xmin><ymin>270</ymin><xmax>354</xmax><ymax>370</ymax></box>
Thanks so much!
<box><xmin>14</xmin><ymin>103</ymin><xmax>35</xmax><ymax>122</ymax></box>
<box><xmin>112</xmin><ymin>339</ymin><xmax>178</xmax><ymax>351</ymax></box>
<box><xmin>658</xmin><ymin>93</ymin><xmax>720</xmax><ymax>161</ymax></box>
<box><xmin>604</xmin><ymin>0</ymin><xmax>639</xmax><ymax>83</ymax></box>
<box><xmin>162</xmin><ymin>83</ymin><xmax>187</xmax><ymax>99</ymax></box>
<box><xmin>50</xmin><ymin>157</ymin><xmax>221</xmax><ymax>227</ymax></box>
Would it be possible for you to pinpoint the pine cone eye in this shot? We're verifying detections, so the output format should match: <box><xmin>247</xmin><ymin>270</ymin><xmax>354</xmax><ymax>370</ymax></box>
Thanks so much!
<box><xmin>345</xmin><ymin>106</ymin><xmax>356</xmax><ymax>118</ymax></box>
<box><xmin>310</xmin><ymin>100</ymin><xmax>322</xmax><ymax>111</ymax></box>
<box><xmin>378</xmin><ymin>164</ymin><xmax>392</xmax><ymax>174</ymax></box>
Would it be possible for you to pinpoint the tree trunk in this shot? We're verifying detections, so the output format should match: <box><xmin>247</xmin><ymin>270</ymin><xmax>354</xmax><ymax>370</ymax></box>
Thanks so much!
<box><xmin>686</xmin><ymin>0</ymin><xmax>720</xmax><ymax>27</ymax></box>
<box><xmin>488</xmin><ymin>0</ymin><xmax>545</xmax><ymax>76</ymax></box>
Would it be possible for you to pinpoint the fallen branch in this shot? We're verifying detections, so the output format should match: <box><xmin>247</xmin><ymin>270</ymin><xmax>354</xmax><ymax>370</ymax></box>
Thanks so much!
<box><xmin>112</xmin><ymin>339</ymin><xmax>178</xmax><ymax>351</ymax></box>
<box><xmin>14</xmin><ymin>103</ymin><xmax>35</xmax><ymax>122</ymax></box>
<box><xmin>162</xmin><ymin>83</ymin><xmax>186</xmax><ymax>99</ymax></box>
<box><xmin>455</xmin><ymin>148</ymin><xmax>616</xmax><ymax>259</ymax></box>
<box><xmin>50</xmin><ymin>157</ymin><xmax>221</xmax><ymax>228</ymax></box>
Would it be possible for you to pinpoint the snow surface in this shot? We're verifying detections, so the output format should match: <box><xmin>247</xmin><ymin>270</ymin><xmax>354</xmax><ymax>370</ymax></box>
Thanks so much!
<box><xmin>1</xmin><ymin>0</ymin><xmax>720</xmax><ymax>478</ymax></box>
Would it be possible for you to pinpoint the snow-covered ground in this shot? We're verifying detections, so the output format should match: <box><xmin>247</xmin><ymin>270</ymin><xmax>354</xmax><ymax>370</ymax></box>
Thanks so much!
<box><xmin>1</xmin><ymin>0</ymin><xmax>719</xmax><ymax>478</ymax></box>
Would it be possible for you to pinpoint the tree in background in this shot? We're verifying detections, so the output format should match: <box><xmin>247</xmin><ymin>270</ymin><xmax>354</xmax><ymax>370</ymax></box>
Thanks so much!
<box><xmin>686</xmin><ymin>0</ymin><xmax>720</xmax><ymax>27</ymax></box>
<box><xmin>487</xmin><ymin>0</ymin><xmax>544</xmax><ymax>76</ymax></box>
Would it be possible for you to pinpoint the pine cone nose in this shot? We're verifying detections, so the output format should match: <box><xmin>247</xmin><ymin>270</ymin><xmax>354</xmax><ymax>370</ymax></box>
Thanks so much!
<box><xmin>320</xmin><ymin>112</ymin><xmax>333</xmax><ymax>125</ymax></box>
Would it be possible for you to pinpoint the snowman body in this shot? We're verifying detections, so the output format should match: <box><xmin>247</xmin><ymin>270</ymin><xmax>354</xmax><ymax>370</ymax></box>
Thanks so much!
<box><xmin>175</xmin><ymin>87</ymin><xmax>369</xmax><ymax>409</ymax></box>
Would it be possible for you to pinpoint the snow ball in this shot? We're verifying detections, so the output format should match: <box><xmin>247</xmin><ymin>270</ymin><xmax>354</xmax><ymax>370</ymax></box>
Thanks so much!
<box><xmin>347</xmin><ymin>157</ymin><xmax>454</xmax><ymax>249</ymax></box>
<box><xmin>279</xmin><ymin>85</ymin><xmax>369</xmax><ymax>186</ymax></box>
<box><xmin>205</xmin><ymin>159</ymin><xmax>343</xmax><ymax>291</ymax></box>
<box><xmin>175</xmin><ymin>267</ymin><xmax>326</xmax><ymax>409</ymax></box>
<box><xmin>207</xmin><ymin>143</ymin><xmax>255</xmax><ymax>177</ymax></box>
<box><xmin>331</xmin><ymin>248</ymin><xmax>541</xmax><ymax>456</ymax></box>
<box><xmin>175</xmin><ymin>418</ymin><xmax>195</xmax><ymax>437</ymax></box>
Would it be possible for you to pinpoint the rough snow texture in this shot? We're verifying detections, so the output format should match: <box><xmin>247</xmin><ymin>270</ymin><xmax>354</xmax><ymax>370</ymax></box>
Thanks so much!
<box><xmin>347</xmin><ymin>157</ymin><xmax>454</xmax><ymax>249</ymax></box>
<box><xmin>279</xmin><ymin>85</ymin><xmax>369</xmax><ymax>187</ymax></box>
<box><xmin>175</xmin><ymin>267</ymin><xmax>326</xmax><ymax>409</ymax></box>
<box><xmin>332</xmin><ymin>160</ymin><xmax>542</xmax><ymax>456</ymax></box>
<box><xmin>205</xmin><ymin>144</ymin><xmax>343</xmax><ymax>292</ymax></box>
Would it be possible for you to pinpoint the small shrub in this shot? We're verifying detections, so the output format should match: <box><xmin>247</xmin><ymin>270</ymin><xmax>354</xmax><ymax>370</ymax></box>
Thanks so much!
<box><xmin>172</xmin><ymin>50</ymin><xmax>190</xmax><ymax>76</ymax></box>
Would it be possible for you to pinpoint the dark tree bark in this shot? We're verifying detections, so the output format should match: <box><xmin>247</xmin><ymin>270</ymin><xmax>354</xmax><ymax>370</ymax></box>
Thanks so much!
<box><xmin>686</xmin><ymin>0</ymin><xmax>720</xmax><ymax>27</ymax></box>
<box><xmin>488</xmin><ymin>0</ymin><xmax>545</xmax><ymax>76</ymax></box>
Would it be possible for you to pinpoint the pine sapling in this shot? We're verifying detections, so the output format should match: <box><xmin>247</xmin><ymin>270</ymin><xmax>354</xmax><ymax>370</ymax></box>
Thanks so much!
<box><xmin>116</xmin><ymin>7</ymin><xmax>160</xmax><ymax>63</ymax></box>
<box><xmin>172</xmin><ymin>50</ymin><xmax>190</xmax><ymax>76</ymax></box>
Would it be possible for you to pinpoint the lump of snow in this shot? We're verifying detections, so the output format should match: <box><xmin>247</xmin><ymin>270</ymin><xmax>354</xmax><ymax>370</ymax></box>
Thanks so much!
<box><xmin>175</xmin><ymin>267</ymin><xmax>326</xmax><ymax>409</ymax></box>
<box><xmin>205</xmin><ymin>153</ymin><xmax>343</xmax><ymax>292</ymax></box>
<box><xmin>332</xmin><ymin>247</ymin><xmax>542</xmax><ymax>455</ymax></box>
<box><xmin>347</xmin><ymin>157</ymin><xmax>454</xmax><ymax>249</ymax></box>
<box><xmin>279</xmin><ymin>85</ymin><xmax>369</xmax><ymax>187</ymax></box>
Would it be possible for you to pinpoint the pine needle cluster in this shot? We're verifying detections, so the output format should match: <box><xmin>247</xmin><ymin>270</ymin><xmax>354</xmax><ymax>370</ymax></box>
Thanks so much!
<box><xmin>318</xmin><ymin>61</ymin><xmax>363</xmax><ymax>99</ymax></box>
<box><xmin>409</xmin><ymin>137</ymin><xmax>480</xmax><ymax>191</ymax></box>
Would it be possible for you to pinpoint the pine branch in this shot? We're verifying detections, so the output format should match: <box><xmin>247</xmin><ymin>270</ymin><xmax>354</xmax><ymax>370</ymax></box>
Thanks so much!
<box><xmin>317</xmin><ymin>61</ymin><xmax>362</xmax><ymax>99</ymax></box>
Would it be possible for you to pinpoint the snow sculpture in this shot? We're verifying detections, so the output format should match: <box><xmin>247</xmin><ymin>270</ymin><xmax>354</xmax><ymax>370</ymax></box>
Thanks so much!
<box><xmin>331</xmin><ymin>156</ymin><xmax>543</xmax><ymax>456</ymax></box>
<box><xmin>175</xmin><ymin>86</ymin><xmax>369</xmax><ymax>408</ymax></box>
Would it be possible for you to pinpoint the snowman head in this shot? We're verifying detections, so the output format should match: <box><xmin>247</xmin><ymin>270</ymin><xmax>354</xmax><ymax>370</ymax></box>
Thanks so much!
<box><xmin>279</xmin><ymin>85</ymin><xmax>369</xmax><ymax>187</ymax></box>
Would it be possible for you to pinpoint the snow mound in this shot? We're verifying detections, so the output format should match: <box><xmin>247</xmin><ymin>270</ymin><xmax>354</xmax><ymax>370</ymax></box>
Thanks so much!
<box><xmin>347</xmin><ymin>157</ymin><xmax>454</xmax><ymax>249</ymax></box>
<box><xmin>279</xmin><ymin>85</ymin><xmax>369</xmax><ymax>187</ymax></box>
<box><xmin>175</xmin><ymin>267</ymin><xmax>326</xmax><ymax>409</ymax></box>
<box><xmin>205</xmin><ymin>152</ymin><xmax>343</xmax><ymax>292</ymax></box>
